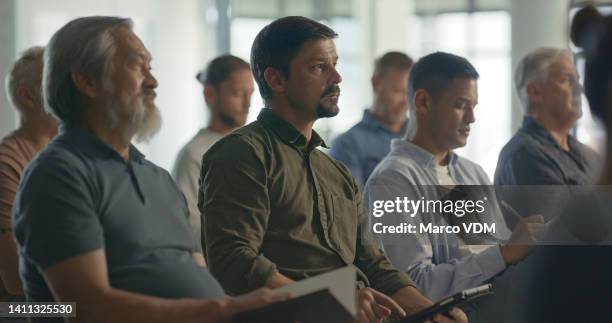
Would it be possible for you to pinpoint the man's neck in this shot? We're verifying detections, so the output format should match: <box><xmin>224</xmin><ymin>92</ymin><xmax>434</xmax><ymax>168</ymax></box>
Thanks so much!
<box><xmin>207</xmin><ymin>121</ymin><xmax>236</xmax><ymax>136</ymax></box>
<box><xmin>530</xmin><ymin>113</ymin><xmax>574</xmax><ymax>151</ymax></box>
<box><xmin>369</xmin><ymin>108</ymin><xmax>404</xmax><ymax>134</ymax></box>
<box><xmin>81</xmin><ymin>117</ymin><xmax>131</xmax><ymax>161</ymax></box>
<box><xmin>410</xmin><ymin>131</ymin><xmax>449</xmax><ymax>166</ymax></box>
<box><xmin>269</xmin><ymin>100</ymin><xmax>316</xmax><ymax>142</ymax></box>
<box><xmin>16</xmin><ymin>119</ymin><xmax>56</xmax><ymax>151</ymax></box>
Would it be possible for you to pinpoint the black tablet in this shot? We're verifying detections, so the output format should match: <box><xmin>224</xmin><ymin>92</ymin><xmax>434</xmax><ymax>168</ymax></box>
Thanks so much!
<box><xmin>400</xmin><ymin>284</ymin><xmax>493</xmax><ymax>323</ymax></box>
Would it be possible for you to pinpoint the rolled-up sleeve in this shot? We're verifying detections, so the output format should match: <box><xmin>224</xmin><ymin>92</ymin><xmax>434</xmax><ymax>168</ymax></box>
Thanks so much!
<box><xmin>199</xmin><ymin>135</ymin><xmax>276</xmax><ymax>295</ymax></box>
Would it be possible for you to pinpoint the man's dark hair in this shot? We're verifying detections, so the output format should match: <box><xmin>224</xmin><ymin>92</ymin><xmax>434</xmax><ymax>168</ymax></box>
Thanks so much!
<box><xmin>374</xmin><ymin>51</ymin><xmax>413</xmax><ymax>76</ymax></box>
<box><xmin>250</xmin><ymin>16</ymin><xmax>337</xmax><ymax>103</ymax></box>
<box><xmin>408</xmin><ymin>52</ymin><xmax>479</xmax><ymax>102</ymax></box>
<box><xmin>196</xmin><ymin>54</ymin><xmax>250</xmax><ymax>87</ymax></box>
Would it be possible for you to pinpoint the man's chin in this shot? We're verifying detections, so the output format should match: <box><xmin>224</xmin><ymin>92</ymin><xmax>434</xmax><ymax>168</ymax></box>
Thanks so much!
<box><xmin>452</xmin><ymin>137</ymin><xmax>468</xmax><ymax>149</ymax></box>
<box><xmin>573</xmin><ymin>106</ymin><xmax>583</xmax><ymax>120</ymax></box>
<box><xmin>316</xmin><ymin>104</ymin><xmax>340</xmax><ymax>118</ymax></box>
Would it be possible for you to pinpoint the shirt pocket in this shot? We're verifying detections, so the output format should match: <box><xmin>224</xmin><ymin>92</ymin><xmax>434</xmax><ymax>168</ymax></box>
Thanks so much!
<box><xmin>329</xmin><ymin>194</ymin><xmax>358</xmax><ymax>264</ymax></box>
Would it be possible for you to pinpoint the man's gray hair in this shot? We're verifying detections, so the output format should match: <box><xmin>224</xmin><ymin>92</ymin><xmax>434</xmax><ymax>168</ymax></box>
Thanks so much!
<box><xmin>514</xmin><ymin>48</ymin><xmax>573</xmax><ymax>113</ymax></box>
<box><xmin>5</xmin><ymin>46</ymin><xmax>45</xmax><ymax>111</ymax></box>
<box><xmin>44</xmin><ymin>16</ymin><xmax>133</xmax><ymax>124</ymax></box>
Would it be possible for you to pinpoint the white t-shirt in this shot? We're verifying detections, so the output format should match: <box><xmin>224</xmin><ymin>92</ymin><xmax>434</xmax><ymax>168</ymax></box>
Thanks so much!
<box><xmin>434</xmin><ymin>163</ymin><xmax>456</xmax><ymax>187</ymax></box>
<box><xmin>172</xmin><ymin>128</ymin><xmax>224</xmax><ymax>243</ymax></box>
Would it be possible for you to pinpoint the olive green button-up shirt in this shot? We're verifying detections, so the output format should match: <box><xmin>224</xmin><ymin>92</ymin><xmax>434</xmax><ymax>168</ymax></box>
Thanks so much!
<box><xmin>199</xmin><ymin>108</ymin><xmax>414</xmax><ymax>296</ymax></box>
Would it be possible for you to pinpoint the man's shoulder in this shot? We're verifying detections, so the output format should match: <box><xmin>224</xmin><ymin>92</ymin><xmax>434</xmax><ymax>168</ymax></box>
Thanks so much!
<box><xmin>454</xmin><ymin>154</ymin><xmax>483</xmax><ymax>170</ymax></box>
<box><xmin>572</xmin><ymin>138</ymin><xmax>601</xmax><ymax>161</ymax></box>
<box><xmin>498</xmin><ymin>130</ymin><xmax>546</xmax><ymax>163</ymax></box>
<box><xmin>454</xmin><ymin>154</ymin><xmax>490</xmax><ymax>181</ymax></box>
<box><xmin>177</xmin><ymin>129</ymin><xmax>224</xmax><ymax>163</ymax></box>
<box><xmin>368</xmin><ymin>154</ymin><xmax>421</xmax><ymax>184</ymax></box>
<box><xmin>20</xmin><ymin>135</ymin><xmax>98</xmax><ymax>188</ymax></box>
<box><xmin>202</xmin><ymin>121</ymin><xmax>269</xmax><ymax>162</ymax></box>
<box><xmin>0</xmin><ymin>132</ymin><xmax>34</xmax><ymax>166</ymax></box>
<box><xmin>0</xmin><ymin>135</ymin><xmax>21</xmax><ymax>172</ymax></box>
<box><xmin>332</xmin><ymin>120</ymin><xmax>373</xmax><ymax>145</ymax></box>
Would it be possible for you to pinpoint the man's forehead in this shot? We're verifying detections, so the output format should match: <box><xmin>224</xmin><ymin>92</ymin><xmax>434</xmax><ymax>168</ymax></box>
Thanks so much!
<box><xmin>550</xmin><ymin>55</ymin><xmax>576</xmax><ymax>73</ymax></box>
<box><xmin>296</xmin><ymin>38</ymin><xmax>338</xmax><ymax>61</ymax></box>
<box><xmin>380</xmin><ymin>68</ymin><xmax>410</xmax><ymax>81</ymax></box>
<box><xmin>445</xmin><ymin>78</ymin><xmax>478</xmax><ymax>99</ymax></box>
<box><xmin>113</xmin><ymin>27</ymin><xmax>151</xmax><ymax>60</ymax></box>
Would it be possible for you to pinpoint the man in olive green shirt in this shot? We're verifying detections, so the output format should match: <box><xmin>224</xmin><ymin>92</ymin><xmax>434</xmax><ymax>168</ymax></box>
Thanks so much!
<box><xmin>200</xmin><ymin>16</ymin><xmax>467</xmax><ymax>323</ymax></box>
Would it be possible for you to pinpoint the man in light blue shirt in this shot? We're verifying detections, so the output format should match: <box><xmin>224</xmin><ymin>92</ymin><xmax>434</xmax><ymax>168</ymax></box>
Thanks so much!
<box><xmin>363</xmin><ymin>52</ymin><xmax>544</xmax><ymax>301</ymax></box>
<box><xmin>330</xmin><ymin>52</ymin><xmax>412</xmax><ymax>188</ymax></box>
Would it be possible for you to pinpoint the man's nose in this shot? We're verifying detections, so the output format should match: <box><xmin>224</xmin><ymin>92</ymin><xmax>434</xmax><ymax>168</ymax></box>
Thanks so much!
<box><xmin>145</xmin><ymin>70</ymin><xmax>158</xmax><ymax>89</ymax></box>
<box><xmin>466</xmin><ymin>106</ymin><xmax>476</xmax><ymax>124</ymax></box>
<box><xmin>330</xmin><ymin>66</ymin><xmax>342</xmax><ymax>84</ymax></box>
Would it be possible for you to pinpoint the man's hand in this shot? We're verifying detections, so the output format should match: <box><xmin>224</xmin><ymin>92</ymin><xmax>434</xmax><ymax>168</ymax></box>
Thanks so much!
<box><xmin>392</xmin><ymin>286</ymin><xmax>468</xmax><ymax>323</ymax></box>
<box><xmin>424</xmin><ymin>307</ymin><xmax>468</xmax><ymax>323</ymax></box>
<box><xmin>501</xmin><ymin>214</ymin><xmax>545</xmax><ymax>265</ymax></box>
<box><xmin>264</xmin><ymin>272</ymin><xmax>295</xmax><ymax>289</ymax></box>
<box><xmin>354</xmin><ymin>287</ymin><xmax>405</xmax><ymax>323</ymax></box>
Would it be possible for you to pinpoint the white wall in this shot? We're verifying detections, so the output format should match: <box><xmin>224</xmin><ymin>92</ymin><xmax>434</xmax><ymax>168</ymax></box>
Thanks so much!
<box><xmin>509</xmin><ymin>0</ymin><xmax>571</xmax><ymax>131</ymax></box>
<box><xmin>0</xmin><ymin>0</ymin><xmax>17</xmax><ymax>138</ymax></box>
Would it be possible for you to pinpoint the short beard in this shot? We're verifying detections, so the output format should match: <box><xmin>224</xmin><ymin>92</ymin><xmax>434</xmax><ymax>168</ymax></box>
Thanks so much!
<box><xmin>316</xmin><ymin>103</ymin><xmax>339</xmax><ymax>118</ymax></box>
<box><xmin>215</xmin><ymin>98</ymin><xmax>244</xmax><ymax>128</ymax></box>
<box><xmin>316</xmin><ymin>84</ymin><xmax>341</xmax><ymax>118</ymax></box>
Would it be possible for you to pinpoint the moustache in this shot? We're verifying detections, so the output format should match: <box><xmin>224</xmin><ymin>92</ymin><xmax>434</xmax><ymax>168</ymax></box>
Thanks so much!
<box><xmin>321</xmin><ymin>85</ymin><xmax>341</xmax><ymax>98</ymax></box>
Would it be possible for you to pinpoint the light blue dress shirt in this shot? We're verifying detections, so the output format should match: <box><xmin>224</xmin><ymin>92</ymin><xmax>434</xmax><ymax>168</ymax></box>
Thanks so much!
<box><xmin>330</xmin><ymin>110</ymin><xmax>407</xmax><ymax>189</ymax></box>
<box><xmin>363</xmin><ymin>139</ymin><xmax>511</xmax><ymax>300</ymax></box>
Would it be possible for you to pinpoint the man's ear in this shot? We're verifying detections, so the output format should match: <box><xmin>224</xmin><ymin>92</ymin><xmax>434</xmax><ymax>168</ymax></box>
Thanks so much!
<box><xmin>413</xmin><ymin>89</ymin><xmax>431</xmax><ymax>115</ymax></box>
<box><xmin>15</xmin><ymin>86</ymin><xmax>36</xmax><ymax>111</ymax></box>
<box><xmin>204</xmin><ymin>84</ymin><xmax>216</xmax><ymax>107</ymax></box>
<box><xmin>71</xmin><ymin>72</ymin><xmax>100</xmax><ymax>99</ymax></box>
<box><xmin>371</xmin><ymin>73</ymin><xmax>380</xmax><ymax>92</ymax></box>
<box><xmin>525</xmin><ymin>81</ymin><xmax>543</xmax><ymax>104</ymax></box>
<box><xmin>263</xmin><ymin>67</ymin><xmax>286</xmax><ymax>94</ymax></box>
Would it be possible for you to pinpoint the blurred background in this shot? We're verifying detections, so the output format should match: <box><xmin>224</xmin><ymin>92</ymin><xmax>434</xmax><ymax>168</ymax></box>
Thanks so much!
<box><xmin>0</xmin><ymin>0</ymin><xmax>609</xmax><ymax>178</ymax></box>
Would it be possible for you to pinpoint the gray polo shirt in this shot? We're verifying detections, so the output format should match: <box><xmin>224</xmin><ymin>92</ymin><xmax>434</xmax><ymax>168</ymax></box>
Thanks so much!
<box><xmin>12</xmin><ymin>127</ymin><xmax>224</xmax><ymax>302</ymax></box>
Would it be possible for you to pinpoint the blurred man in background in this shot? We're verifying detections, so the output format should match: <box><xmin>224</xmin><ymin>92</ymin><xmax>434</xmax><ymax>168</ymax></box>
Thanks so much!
<box><xmin>0</xmin><ymin>46</ymin><xmax>57</xmax><ymax>300</ymax></box>
<box><xmin>173</xmin><ymin>55</ymin><xmax>253</xmax><ymax>246</ymax></box>
<box><xmin>495</xmin><ymin>48</ymin><xmax>600</xmax><ymax>186</ymax></box>
<box><xmin>331</xmin><ymin>52</ymin><xmax>413</xmax><ymax>189</ymax></box>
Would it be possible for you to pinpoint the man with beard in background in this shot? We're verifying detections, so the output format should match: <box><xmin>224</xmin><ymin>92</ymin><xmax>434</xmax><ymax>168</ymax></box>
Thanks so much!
<box><xmin>173</xmin><ymin>55</ymin><xmax>254</xmax><ymax>247</ymax></box>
